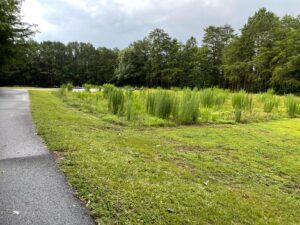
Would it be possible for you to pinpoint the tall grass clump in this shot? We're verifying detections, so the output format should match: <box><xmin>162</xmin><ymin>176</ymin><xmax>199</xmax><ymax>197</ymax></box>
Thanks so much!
<box><xmin>146</xmin><ymin>91</ymin><xmax>156</xmax><ymax>116</ymax></box>
<box><xmin>199</xmin><ymin>88</ymin><xmax>215</xmax><ymax>108</ymax></box>
<box><xmin>262</xmin><ymin>95</ymin><xmax>279</xmax><ymax>113</ymax></box>
<box><xmin>58</xmin><ymin>84</ymin><xmax>67</xmax><ymax>96</ymax></box>
<box><xmin>172</xmin><ymin>88</ymin><xmax>200</xmax><ymax>124</ymax></box>
<box><xmin>65</xmin><ymin>82</ymin><xmax>74</xmax><ymax>91</ymax></box>
<box><xmin>157</xmin><ymin>91</ymin><xmax>174</xmax><ymax>119</ymax></box>
<box><xmin>58</xmin><ymin>83</ymin><xmax>73</xmax><ymax>96</ymax></box>
<box><xmin>146</xmin><ymin>90</ymin><xmax>174</xmax><ymax>119</ymax></box>
<box><xmin>125</xmin><ymin>89</ymin><xmax>134</xmax><ymax>120</ymax></box>
<box><xmin>199</xmin><ymin>88</ymin><xmax>227</xmax><ymax>108</ymax></box>
<box><xmin>102</xmin><ymin>83</ymin><xmax>116</xmax><ymax>98</ymax></box>
<box><xmin>83</xmin><ymin>83</ymin><xmax>94</xmax><ymax>92</ymax></box>
<box><xmin>232</xmin><ymin>91</ymin><xmax>253</xmax><ymax>122</ymax></box>
<box><xmin>285</xmin><ymin>94</ymin><xmax>299</xmax><ymax>117</ymax></box>
<box><xmin>108</xmin><ymin>88</ymin><xmax>125</xmax><ymax>115</ymax></box>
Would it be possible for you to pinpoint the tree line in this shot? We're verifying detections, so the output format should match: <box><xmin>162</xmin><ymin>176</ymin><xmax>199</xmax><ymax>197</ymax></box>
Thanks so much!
<box><xmin>1</xmin><ymin>2</ymin><xmax>299</xmax><ymax>93</ymax></box>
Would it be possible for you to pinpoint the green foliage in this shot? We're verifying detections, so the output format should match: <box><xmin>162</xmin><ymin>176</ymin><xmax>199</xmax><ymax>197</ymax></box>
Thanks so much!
<box><xmin>125</xmin><ymin>89</ymin><xmax>134</xmax><ymax>121</ymax></box>
<box><xmin>146</xmin><ymin>88</ymin><xmax>201</xmax><ymax>124</ymax></box>
<box><xmin>83</xmin><ymin>84</ymin><xmax>93</xmax><ymax>92</ymax></box>
<box><xmin>199</xmin><ymin>88</ymin><xmax>228</xmax><ymax>108</ymax></box>
<box><xmin>199</xmin><ymin>88</ymin><xmax>215</xmax><ymax>108</ymax></box>
<box><xmin>146</xmin><ymin>90</ymin><xmax>174</xmax><ymax>119</ymax></box>
<box><xmin>263</xmin><ymin>98</ymin><xmax>279</xmax><ymax>113</ymax></box>
<box><xmin>260</xmin><ymin>91</ymin><xmax>279</xmax><ymax>113</ymax></box>
<box><xmin>174</xmin><ymin>89</ymin><xmax>200</xmax><ymax>124</ymax></box>
<box><xmin>285</xmin><ymin>94</ymin><xmax>299</xmax><ymax>117</ymax></box>
<box><xmin>102</xmin><ymin>83</ymin><xmax>116</xmax><ymax>98</ymax></box>
<box><xmin>232</xmin><ymin>91</ymin><xmax>253</xmax><ymax>122</ymax></box>
<box><xmin>59</xmin><ymin>83</ymin><xmax>73</xmax><ymax>96</ymax></box>
<box><xmin>234</xmin><ymin>109</ymin><xmax>242</xmax><ymax>123</ymax></box>
<box><xmin>108</xmin><ymin>88</ymin><xmax>125</xmax><ymax>115</ymax></box>
<box><xmin>58</xmin><ymin>85</ymin><xmax>300</xmax><ymax>125</ymax></box>
<box><xmin>0</xmin><ymin>0</ymin><xmax>34</xmax><ymax>69</ymax></box>
<box><xmin>232</xmin><ymin>91</ymin><xmax>253</xmax><ymax>110</ymax></box>
<box><xmin>66</xmin><ymin>83</ymin><xmax>74</xmax><ymax>91</ymax></box>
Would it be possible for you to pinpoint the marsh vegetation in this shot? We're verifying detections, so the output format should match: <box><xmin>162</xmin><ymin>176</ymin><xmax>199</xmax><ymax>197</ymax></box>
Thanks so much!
<box><xmin>59</xmin><ymin>84</ymin><xmax>300</xmax><ymax>125</ymax></box>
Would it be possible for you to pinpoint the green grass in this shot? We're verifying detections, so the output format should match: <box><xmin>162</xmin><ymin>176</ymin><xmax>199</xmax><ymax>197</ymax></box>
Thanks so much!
<box><xmin>30</xmin><ymin>91</ymin><xmax>300</xmax><ymax>225</ymax></box>
<box><xmin>59</xmin><ymin>85</ymin><xmax>300</xmax><ymax>125</ymax></box>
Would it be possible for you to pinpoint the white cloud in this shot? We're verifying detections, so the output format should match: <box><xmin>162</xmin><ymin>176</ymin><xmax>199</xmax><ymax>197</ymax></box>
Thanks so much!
<box><xmin>21</xmin><ymin>0</ymin><xmax>56</xmax><ymax>33</ymax></box>
<box><xmin>20</xmin><ymin>0</ymin><xmax>300</xmax><ymax>48</ymax></box>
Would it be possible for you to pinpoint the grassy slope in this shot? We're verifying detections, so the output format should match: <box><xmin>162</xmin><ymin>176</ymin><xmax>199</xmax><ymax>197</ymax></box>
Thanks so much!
<box><xmin>30</xmin><ymin>91</ymin><xmax>300</xmax><ymax>225</ymax></box>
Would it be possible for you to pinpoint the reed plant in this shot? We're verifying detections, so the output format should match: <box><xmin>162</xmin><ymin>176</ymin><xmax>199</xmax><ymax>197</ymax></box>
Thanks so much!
<box><xmin>232</xmin><ymin>91</ymin><xmax>253</xmax><ymax>122</ymax></box>
<box><xmin>285</xmin><ymin>94</ymin><xmax>299</xmax><ymax>117</ymax></box>
<box><xmin>173</xmin><ymin>89</ymin><xmax>200</xmax><ymax>124</ymax></box>
<box><xmin>125</xmin><ymin>89</ymin><xmax>134</xmax><ymax>120</ymax></box>
<box><xmin>199</xmin><ymin>88</ymin><xmax>215</xmax><ymax>108</ymax></box>
<box><xmin>108</xmin><ymin>88</ymin><xmax>125</xmax><ymax>115</ymax></box>
<box><xmin>83</xmin><ymin>83</ymin><xmax>93</xmax><ymax>92</ymax></box>
<box><xmin>199</xmin><ymin>88</ymin><xmax>227</xmax><ymax>108</ymax></box>
<box><xmin>263</xmin><ymin>96</ymin><xmax>279</xmax><ymax>113</ymax></box>
<box><xmin>102</xmin><ymin>83</ymin><xmax>116</xmax><ymax>98</ymax></box>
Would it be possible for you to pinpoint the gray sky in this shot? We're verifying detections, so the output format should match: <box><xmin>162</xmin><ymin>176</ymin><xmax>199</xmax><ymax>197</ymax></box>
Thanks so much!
<box><xmin>21</xmin><ymin>0</ymin><xmax>300</xmax><ymax>48</ymax></box>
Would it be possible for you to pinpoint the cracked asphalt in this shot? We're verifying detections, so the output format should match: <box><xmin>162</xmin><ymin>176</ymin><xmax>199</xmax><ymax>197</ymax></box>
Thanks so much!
<box><xmin>0</xmin><ymin>88</ymin><xmax>95</xmax><ymax>225</ymax></box>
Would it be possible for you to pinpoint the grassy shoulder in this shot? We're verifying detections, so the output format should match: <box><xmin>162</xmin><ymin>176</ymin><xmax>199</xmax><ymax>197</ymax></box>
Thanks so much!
<box><xmin>30</xmin><ymin>90</ymin><xmax>300</xmax><ymax>225</ymax></box>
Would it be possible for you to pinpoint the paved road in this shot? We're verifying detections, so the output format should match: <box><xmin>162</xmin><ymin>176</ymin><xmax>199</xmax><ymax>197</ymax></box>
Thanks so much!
<box><xmin>0</xmin><ymin>88</ymin><xmax>95</xmax><ymax>225</ymax></box>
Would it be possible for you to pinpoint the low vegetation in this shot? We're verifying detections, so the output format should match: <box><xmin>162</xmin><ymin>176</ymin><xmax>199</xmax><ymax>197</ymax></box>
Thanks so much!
<box><xmin>30</xmin><ymin>90</ymin><xmax>300</xmax><ymax>224</ymax></box>
<box><xmin>58</xmin><ymin>84</ymin><xmax>299</xmax><ymax>125</ymax></box>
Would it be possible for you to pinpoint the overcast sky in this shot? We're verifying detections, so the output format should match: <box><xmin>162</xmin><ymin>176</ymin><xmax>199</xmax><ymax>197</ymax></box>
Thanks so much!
<box><xmin>21</xmin><ymin>0</ymin><xmax>300</xmax><ymax>48</ymax></box>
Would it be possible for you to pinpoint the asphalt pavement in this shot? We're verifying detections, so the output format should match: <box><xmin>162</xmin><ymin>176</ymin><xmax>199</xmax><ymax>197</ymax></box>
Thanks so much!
<box><xmin>0</xmin><ymin>88</ymin><xmax>95</xmax><ymax>225</ymax></box>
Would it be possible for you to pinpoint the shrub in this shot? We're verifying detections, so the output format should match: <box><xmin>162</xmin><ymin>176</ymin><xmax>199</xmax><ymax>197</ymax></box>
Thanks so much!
<box><xmin>285</xmin><ymin>94</ymin><xmax>299</xmax><ymax>117</ymax></box>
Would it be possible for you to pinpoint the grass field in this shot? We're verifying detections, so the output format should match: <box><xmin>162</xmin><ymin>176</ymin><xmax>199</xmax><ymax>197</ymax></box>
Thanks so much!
<box><xmin>30</xmin><ymin>90</ymin><xmax>300</xmax><ymax>224</ymax></box>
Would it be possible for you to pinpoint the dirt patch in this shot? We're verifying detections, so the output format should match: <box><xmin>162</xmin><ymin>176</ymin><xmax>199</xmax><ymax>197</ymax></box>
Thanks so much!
<box><xmin>52</xmin><ymin>151</ymin><xmax>65</xmax><ymax>162</ymax></box>
<box><xmin>172</xmin><ymin>157</ymin><xmax>196</xmax><ymax>174</ymax></box>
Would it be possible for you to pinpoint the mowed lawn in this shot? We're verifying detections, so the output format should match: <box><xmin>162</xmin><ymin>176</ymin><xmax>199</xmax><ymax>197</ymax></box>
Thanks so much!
<box><xmin>30</xmin><ymin>91</ymin><xmax>300</xmax><ymax>225</ymax></box>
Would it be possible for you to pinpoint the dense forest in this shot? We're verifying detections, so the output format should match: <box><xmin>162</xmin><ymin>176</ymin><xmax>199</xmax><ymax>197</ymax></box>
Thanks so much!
<box><xmin>1</xmin><ymin>1</ymin><xmax>299</xmax><ymax>93</ymax></box>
